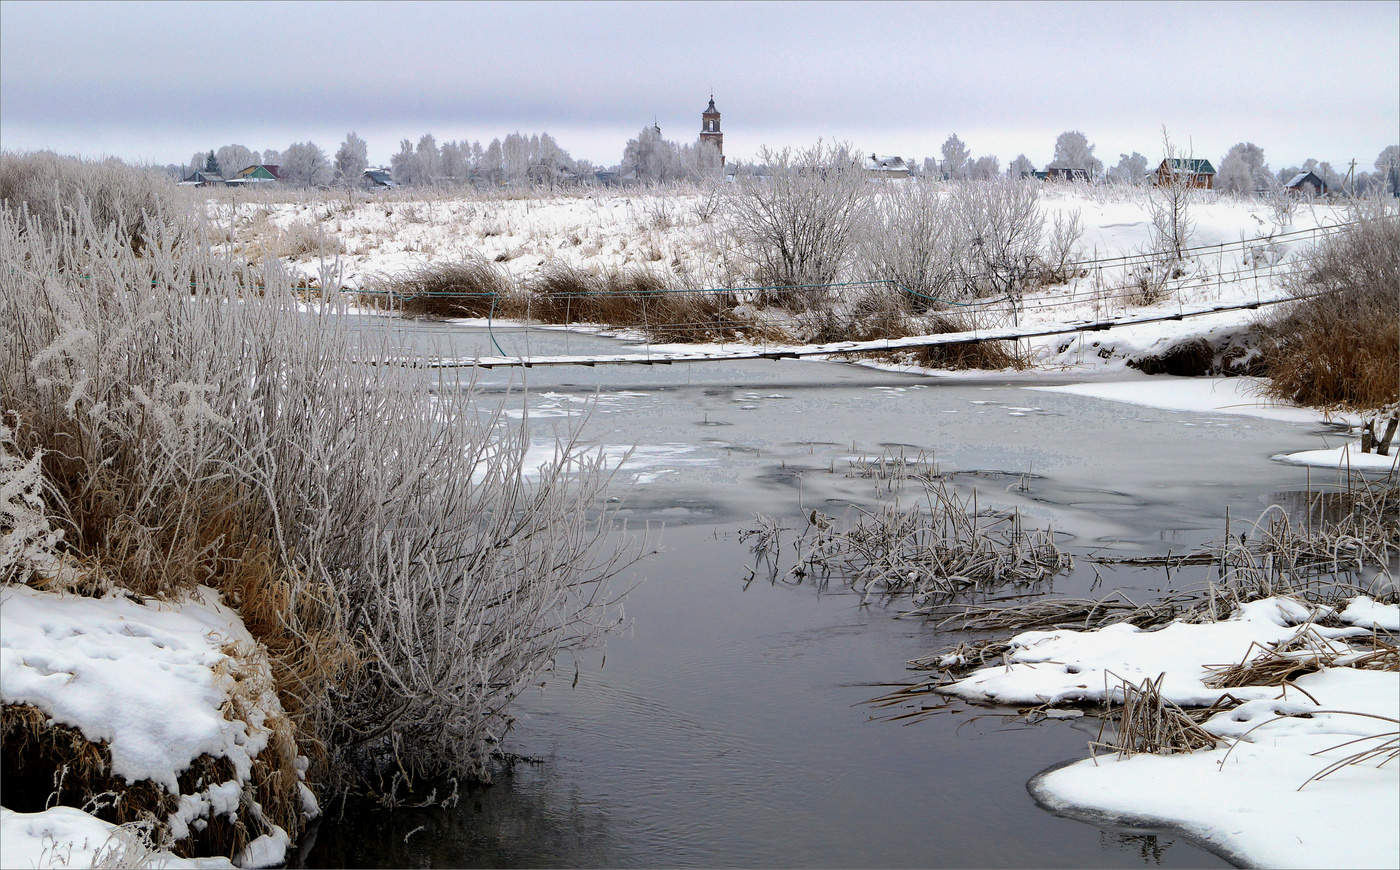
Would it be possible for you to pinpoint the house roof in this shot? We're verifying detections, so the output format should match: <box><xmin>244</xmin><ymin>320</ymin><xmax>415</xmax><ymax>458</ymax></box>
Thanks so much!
<box><xmin>1285</xmin><ymin>171</ymin><xmax>1323</xmax><ymax>188</ymax></box>
<box><xmin>1161</xmin><ymin>158</ymin><xmax>1216</xmax><ymax>175</ymax></box>
<box><xmin>236</xmin><ymin>164</ymin><xmax>281</xmax><ymax>179</ymax></box>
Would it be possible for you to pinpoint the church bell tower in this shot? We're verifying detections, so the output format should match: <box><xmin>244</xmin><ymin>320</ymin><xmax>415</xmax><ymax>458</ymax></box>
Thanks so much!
<box><xmin>700</xmin><ymin>95</ymin><xmax>724</xmax><ymax>167</ymax></box>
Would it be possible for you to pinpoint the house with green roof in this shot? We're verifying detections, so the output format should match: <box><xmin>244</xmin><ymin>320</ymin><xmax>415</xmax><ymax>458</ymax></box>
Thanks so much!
<box><xmin>1153</xmin><ymin>157</ymin><xmax>1216</xmax><ymax>189</ymax></box>
<box><xmin>226</xmin><ymin>164</ymin><xmax>282</xmax><ymax>185</ymax></box>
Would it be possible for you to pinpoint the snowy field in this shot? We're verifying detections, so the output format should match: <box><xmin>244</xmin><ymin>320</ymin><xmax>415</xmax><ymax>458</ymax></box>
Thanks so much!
<box><xmin>211</xmin><ymin>183</ymin><xmax>1351</xmax><ymax>330</ymax></box>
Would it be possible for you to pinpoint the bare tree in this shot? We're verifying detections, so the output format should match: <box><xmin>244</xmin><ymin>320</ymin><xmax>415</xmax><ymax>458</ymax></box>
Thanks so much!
<box><xmin>1148</xmin><ymin>127</ymin><xmax>1196</xmax><ymax>261</ymax></box>
<box><xmin>859</xmin><ymin>178</ymin><xmax>959</xmax><ymax>307</ymax></box>
<box><xmin>950</xmin><ymin>176</ymin><xmax>1044</xmax><ymax>306</ymax></box>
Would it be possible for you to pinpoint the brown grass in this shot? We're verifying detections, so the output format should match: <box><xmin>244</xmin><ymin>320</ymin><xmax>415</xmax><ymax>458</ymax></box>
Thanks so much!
<box><xmin>1256</xmin><ymin>211</ymin><xmax>1400</xmax><ymax>410</ymax></box>
<box><xmin>1092</xmin><ymin>673</ymin><xmax>1219</xmax><ymax>757</ymax></box>
<box><xmin>899</xmin><ymin>313</ymin><xmax>1027</xmax><ymax>370</ymax></box>
<box><xmin>361</xmin><ymin>258</ymin><xmax>511</xmax><ymax>317</ymax></box>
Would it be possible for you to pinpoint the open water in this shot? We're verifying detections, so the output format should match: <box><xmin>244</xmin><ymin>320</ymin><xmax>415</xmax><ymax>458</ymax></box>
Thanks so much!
<box><xmin>298</xmin><ymin>317</ymin><xmax>1351</xmax><ymax>868</ymax></box>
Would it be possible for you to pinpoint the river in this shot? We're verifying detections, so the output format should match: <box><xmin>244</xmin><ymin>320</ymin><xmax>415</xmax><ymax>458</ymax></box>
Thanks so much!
<box><xmin>298</xmin><ymin>317</ymin><xmax>1344</xmax><ymax>867</ymax></box>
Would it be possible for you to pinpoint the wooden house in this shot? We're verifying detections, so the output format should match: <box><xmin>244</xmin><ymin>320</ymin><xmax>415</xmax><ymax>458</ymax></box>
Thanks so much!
<box><xmin>1044</xmin><ymin>167</ymin><xmax>1091</xmax><ymax>182</ymax></box>
<box><xmin>228</xmin><ymin>165</ymin><xmax>282</xmax><ymax>185</ymax></box>
<box><xmin>1153</xmin><ymin>158</ymin><xmax>1216</xmax><ymax>189</ymax></box>
<box><xmin>1283</xmin><ymin>170</ymin><xmax>1326</xmax><ymax>197</ymax></box>
<box><xmin>179</xmin><ymin>170</ymin><xmax>225</xmax><ymax>187</ymax></box>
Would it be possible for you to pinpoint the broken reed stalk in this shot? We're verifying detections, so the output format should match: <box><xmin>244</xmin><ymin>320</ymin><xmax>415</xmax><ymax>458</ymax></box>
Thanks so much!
<box><xmin>1201</xmin><ymin>622</ymin><xmax>1352</xmax><ymax>690</ymax></box>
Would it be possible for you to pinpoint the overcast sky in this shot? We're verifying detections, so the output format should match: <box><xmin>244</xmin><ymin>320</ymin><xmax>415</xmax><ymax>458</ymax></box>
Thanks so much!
<box><xmin>2</xmin><ymin>1</ymin><xmax>1396</xmax><ymax>172</ymax></box>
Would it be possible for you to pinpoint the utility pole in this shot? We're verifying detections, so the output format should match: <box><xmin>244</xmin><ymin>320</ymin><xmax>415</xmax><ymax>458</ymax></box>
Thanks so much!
<box><xmin>1345</xmin><ymin>159</ymin><xmax>1356</xmax><ymax>197</ymax></box>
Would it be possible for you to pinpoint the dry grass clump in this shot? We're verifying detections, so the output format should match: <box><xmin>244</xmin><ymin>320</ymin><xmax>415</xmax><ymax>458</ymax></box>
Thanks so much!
<box><xmin>901</xmin><ymin>313</ymin><xmax>1027</xmax><ymax>370</ymax></box>
<box><xmin>742</xmin><ymin>478</ymin><xmax>1072</xmax><ymax>604</ymax></box>
<box><xmin>525</xmin><ymin>264</ymin><xmax>769</xmax><ymax>342</ymax></box>
<box><xmin>364</xmin><ymin>257</ymin><xmax>512</xmax><ymax>317</ymax></box>
<box><xmin>0</xmin><ymin>151</ymin><xmax>186</xmax><ymax>255</ymax></box>
<box><xmin>1255</xmin><ymin>206</ymin><xmax>1400</xmax><ymax>410</ymax></box>
<box><xmin>276</xmin><ymin>219</ymin><xmax>345</xmax><ymax>259</ymax></box>
<box><xmin>1091</xmin><ymin>674</ymin><xmax>1219</xmax><ymax>757</ymax></box>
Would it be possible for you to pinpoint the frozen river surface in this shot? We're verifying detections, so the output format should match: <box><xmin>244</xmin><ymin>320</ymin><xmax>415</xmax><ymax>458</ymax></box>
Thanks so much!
<box><xmin>300</xmin><ymin>319</ymin><xmax>1346</xmax><ymax>868</ymax></box>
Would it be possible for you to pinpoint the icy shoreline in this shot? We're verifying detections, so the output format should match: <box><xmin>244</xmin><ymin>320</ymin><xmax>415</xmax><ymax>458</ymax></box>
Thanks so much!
<box><xmin>939</xmin><ymin>595</ymin><xmax>1400</xmax><ymax>869</ymax></box>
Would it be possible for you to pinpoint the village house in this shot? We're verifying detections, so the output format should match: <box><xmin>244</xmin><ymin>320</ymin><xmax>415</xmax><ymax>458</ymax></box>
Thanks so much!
<box><xmin>178</xmin><ymin>169</ymin><xmax>224</xmax><ymax>187</ymax></box>
<box><xmin>1284</xmin><ymin>170</ymin><xmax>1327</xmax><ymax>196</ymax></box>
<box><xmin>1153</xmin><ymin>157</ymin><xmax>1216</xmax><ymax>189</ymax></box>
<box><xmin>225</xmin><ymin>164</ymin><xmax>282</xmax><ymax>186</ymax></box>
<box><xmin>1044</xmin><ymin>167</ymin><xmax>1092</xmax><ymax>182</ymax></box>
<box><xmin>362</xmin><ymin>168</ymin><xmax>395</xmax><ymax>189</ymax></box>
<box><xmin>863</xmin><ymin>154</ymin><xmax>912</xmax><ymax>178</ymax></box>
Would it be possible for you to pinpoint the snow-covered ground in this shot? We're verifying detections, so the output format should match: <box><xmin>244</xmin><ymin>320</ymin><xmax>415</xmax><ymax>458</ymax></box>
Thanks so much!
<box><xmin>0</xmin><ymin>584</ymin><xmax>316</xmax><ymax>868</ymax></box>
<box><xmin>939</xmin><ymin>595</ymin><xmax>1400</xmax><ymax>868</ymax></box>
<box><xmin>1</xmin><ymin>806</ymin><xmax>235</xmax><ymax>869</ymax></box>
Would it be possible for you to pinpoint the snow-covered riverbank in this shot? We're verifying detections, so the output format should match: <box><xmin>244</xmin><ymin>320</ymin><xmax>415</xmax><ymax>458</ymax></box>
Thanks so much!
<box><xmin>0</xmin><ymin>584</ymin><xmax>317</xmax><ymax>868</ymax></box>
<box><xmin>938</xmin><ymin>594</ymin><xmax>1400</xmax><ymax>868</ymax></box>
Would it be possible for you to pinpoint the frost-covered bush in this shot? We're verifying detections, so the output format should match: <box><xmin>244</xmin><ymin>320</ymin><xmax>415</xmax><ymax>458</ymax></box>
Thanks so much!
<box><xmin>0</xmin><ymin>151</ymin><xmax>186</xmax><ymax>253</ymax></box>
<box><xmin>858</xmin><ymin>179</ymin><xmax>961</xmax><ymax>309</ymax></box>
<box><xmin>723</xmin><ymin>142</ymin><xmax>873</xmax><ymax>295</ymax></box>
<box><xmin>949</xmin><ymin>177</ymin><xmax>1044</xmax><ymax>300</ymax></box>
<box><xmin>0</xmin><ymin>195</ymin><xmax>630</xmax><ymax>793</ymax></box>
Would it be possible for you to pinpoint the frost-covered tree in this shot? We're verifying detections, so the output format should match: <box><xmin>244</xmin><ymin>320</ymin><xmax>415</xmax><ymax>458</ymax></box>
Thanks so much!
<box><xmin>940</xmin><ymin>133</ymin><xmax>970</xmax><ymax>180</ymax></box>
<box><xmin>922</xmin><ymin>156</ymin><xmax>939</xmax><ymax>177</ymax></box>
<box><xmin>481</xmin><ymin>139</ymin><xmax>504</xmax><ymax>184</ymax></box>
<box><xmin>334</xmin><ymin>132</ymin><xmax>369</xmax><ymax>186</ymax></box>
<box><xmin>216</xmin><ymin>145</ymin><xmax>255</xmax><ymax>178</ymax></box>
<box><xmin>440</xmin><ymin>141</ymin><xmax>467</xmax><ymax>182</ymax></box>
<box><xmin>390</xmin><ymin>139</ymin><xmax>418</xmax><ymax>185</ymax></box>
<box><xmin>1007</xmin><ymin>154</ymin><xmax>1036</xmax><ymax>178</ymax></box>
<box><xmin>968</xmin><ymin>155</ymin><xmax>1000</xmax><ymax>180</ymax></box>
<box><xmin>1376</xmin><ymin>145</ymin><xmax>1400</xmax><ymax>196</ymax></box>
<box><xmin>1215</xmin><ymin>142</ymin><xmax>1270</xmax><ymax>195</ymax></box>
<box><xmin>1049</xmin><ymin>130</ymin><xmax>1103</xmax><ymax>176</ymax></box>
<box><xmin>416</xmin><ymin>134</ymin><xmax>442</xmax><ymax>184</ymax></box>
<box><xmin>1107</xmin><ymin>152</ymin><xmax>1148</xmax><ymax>185</ymax></box>
<box><xmin>620</xmin><ymin>125</ymin><xmax>683</xmax><ymax>184</ymax></box>
<box><xmin>501</xmin><ymin>133</ymin><xmax>529</xmax><ymax>182</ymax></box>
<box><xmin>260</xmin><ymin>148</ymin><xmax>280</xmax><ymax>167</ymax></box>
<box><xmin>279</xmin><ymin>141</ymin><xmax>332</xmax><ymax>187</ymax></box>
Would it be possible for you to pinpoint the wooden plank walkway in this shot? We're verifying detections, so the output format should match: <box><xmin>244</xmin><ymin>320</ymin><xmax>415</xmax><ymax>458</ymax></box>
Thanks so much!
<box><xmin>415</xmin><ymin>294</ymin><xmax>1292</xmax><ymax>369</ymax></box>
